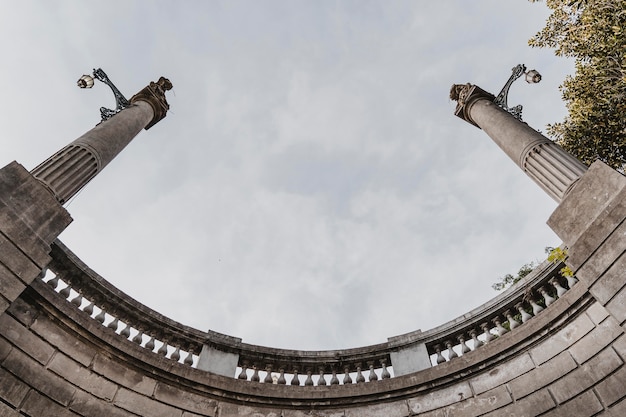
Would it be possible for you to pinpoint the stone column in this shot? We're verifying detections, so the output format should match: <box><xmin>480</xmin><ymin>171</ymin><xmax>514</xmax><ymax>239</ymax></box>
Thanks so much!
<box><xmin>450</xmin><ymin>84</ymin><xmax>587</xmax><ymax>202</ymax></box>
<box><xmin>31</xmin><ymin>77</ymin><xmax>172</xmax><ymax>204</ymax></box>
<box><xmin>0</xmin><ymin>76</ymin><xmax>171</xmax><ymax>317</ymax></box>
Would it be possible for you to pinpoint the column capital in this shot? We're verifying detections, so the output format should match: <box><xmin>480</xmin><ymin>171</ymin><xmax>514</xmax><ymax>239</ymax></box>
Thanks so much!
<box><xmin>130</xmin><ymin>77</ymin><xmax>173</xmax><ymax>130</ymax></box>
<box><xmin>450</xmin><ymin>84</ymin><xmax>495</xmax><ymax>128</ymax></box>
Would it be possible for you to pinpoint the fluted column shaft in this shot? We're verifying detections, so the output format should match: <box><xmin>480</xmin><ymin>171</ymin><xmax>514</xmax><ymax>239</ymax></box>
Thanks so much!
<box><xmin>31</xmin><ymin>77</ymin><xmax>172</xmax><ymax>204</ymax></box>
<box><xmin>451</xmin><ymin>84</ymin><xmax>587</xmax><ymax>202</ymax></box>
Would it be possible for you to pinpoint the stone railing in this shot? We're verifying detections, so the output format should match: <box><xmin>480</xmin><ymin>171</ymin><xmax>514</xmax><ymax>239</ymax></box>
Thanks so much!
<box><xmin>43</xmin><ymin>240</ymin><xmax>578</xmax><ymax>387</ymax></box>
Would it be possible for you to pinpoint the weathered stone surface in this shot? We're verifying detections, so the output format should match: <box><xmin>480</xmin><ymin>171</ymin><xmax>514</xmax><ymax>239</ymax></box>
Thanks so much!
<box><xmin>92</xmin><ymin>353</ymin><xmax>156</xmax><ymax>396</ymax></box>
<box><xmin>69</xmin><ymin>389</ymin><xmax>135</xmax><ymax>417</ymax></box>
<box><xmin>344</xmin><ymin>401</ymin><xmax>408</xmax><ymax>417</ymax></box>
<box><xmin>548</xmin><ymin>160</ymin><xmax>626</xmax><ymax>246</ymax></box>
<box><xmin>569</xmin><ymin>315</ymin><xmax>623</xmax><ymax>364</ymax></box>
<box><xmin>419</xmin><ymin>385</ymin><xmax>512</xmax><ymax>417</ymax></box>
<box><xmin>49</xmin><ymin>352</ymin><xmax>118</xmax><ymax>400</ymax></box>
<box><xmin>544</xmin><ymin>390</ymin><xmax>603</xmax><ymax>417</ymax></box>
<box><xmin>0</xmin><ymin>367</ymin><xmax>30</xmax><ymax>407</ymax></box>
<box><xmin>469</xmin><ymin>353</ymin><xmax>534</xmax><ymax>395</ymax></box>
<box><xmin>575</xmin><ymin>220</ymin><xmax>626</xmax><ymax>287</ymax></box>
<box><xmin>0</xmin><ymin>400</ymin><xmax>19</xmax><ymax>417</ymax></box>
<box><xmin>0</xmin><ymin>313</ymin><xmax>54</xmax><ymax>365</ymax></box>
<box><xmin>612</xmin><ymin>334</ymin><xmax>626</xmax><ymax>360</ymax></box>
<box><xmin>549</xmin><ymin>347</ymin><xmax>622</xmax><ymax>404</ymax></box>
<box><xmin>483</xmin><ymin>388</ymin><xmax>556</xmax><ymax>416</ymax></box>
<box><xmin>0</xmin><ymin>198</ymin><xmax>54</xmax><ymax>269</ymax></box>
<box><xmin>586</xmin><ymin>301</ymin><xmax>610</xmax><ymax>325</ymax></box>
<box><xmin>19</xmin><ymin>390</ymin><xmax>78</xmax><ymax>417</ymax></box>
<box><xmin>595</xmin><ymin>365</ymin><xmax>626</xmax><ymax>407</ymax></box>
<box><xmin>388</xmin><ymin>340</ymin><xmax>431</xmax><ymax>376</ymax></box>
<box><xmin>0</xmin><ymin>263</ymin><xmax>26</xmax><ymax>302</ymax></box>
<box><xmin>607</xmin><ymin>397</ymin><xmax>626</xmax><ymax>417</ymax></box>
<box><xmin>589</xmin><ymin>253</ymin><xmax>626</xmax><ymax>305</ymax></box>
<box><xmin>2</xmin><ymin>348</ymin><xmax>76</xmax><ymax>406</ymax></box>
<box><xmin>0</xmin><ymin>232</ymin><xmax>41</xmax><ymax>285</ymax></box>
<box><xmin>7</xmin><ymin>296</ymin><xmax>39</xmax><ymax>327</ymax></box>
<box><xmin>509</xmin><ymin>351</ymin><xmax>577</xmax><ymax>400</ymax></box>
<box><xmin>407</xmin><ymin>382</ymin><xmax>473</xmax><ymax>414</ymax></box>
<box><xmin>606</xmin><ymin>283</ymin><xmax>626</xmax><ymax>326</ymax></box>
<box><xmin>0</xmin><ymin>335</ymin><xmax>12</xmax><ymax>362</ymax></box>
<box><xmin>197</xmin><ymin>344</ymin><xmax>239</xmax><ymax>378</ymax></box>
<box><xmin>529</xmin><ymin>312</ymin><xmax>594</xmax><ymax>365</ymax></box>
<box><xmin>114</xmin><ymin>387</ymin><xmax>183</xmax><ymax>417</ymax></box>
<box><xmin>0</xmin><ymin>162</ymin><xmax>72</xmax><ymax>244</ymax></box>
<box><xmin>154</xmin><ymin>382</ymin><xmax>217</xmax><ymax>415</ymax></box>
<box><xmin>31</xmin><ymin>314</ymin><xmax>97</xmax><ymax>367</ymax></box>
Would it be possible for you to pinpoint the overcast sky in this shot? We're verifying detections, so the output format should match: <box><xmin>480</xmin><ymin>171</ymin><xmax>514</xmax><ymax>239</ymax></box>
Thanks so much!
<box><xmin>0</xmin><ymin>1</ymin><xmax>573</xmax><ymax>350</ymax></box>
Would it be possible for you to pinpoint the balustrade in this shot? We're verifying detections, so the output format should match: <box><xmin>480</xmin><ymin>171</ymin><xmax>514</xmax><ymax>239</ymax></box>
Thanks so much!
<box><xmin>42</xmin><ymin>240</ymin><xmax>576</xmax><ymax>387</ymax></box>
<box><xmin>422</xmin><ymin>265</ymin><xmax>577</xmax><ymax>366</ymax></box>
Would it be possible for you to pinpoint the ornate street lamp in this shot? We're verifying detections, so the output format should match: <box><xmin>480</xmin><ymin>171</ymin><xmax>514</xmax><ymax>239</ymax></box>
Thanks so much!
<box><xmin>450</xmin><ymin>65</ymin><xmax>587</xmax><ymax>202</ymax></box>
<box><xmin>493</xmin><ymin>64</ymin><xmax>541</xmax><ymax>121</ymax></box>
<box><xmin>77</xmin><ymin>68</ymin><xmax>131</xmax><ymax>122</ymax></box>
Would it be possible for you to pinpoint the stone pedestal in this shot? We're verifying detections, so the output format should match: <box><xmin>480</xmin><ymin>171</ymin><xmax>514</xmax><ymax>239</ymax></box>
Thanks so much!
<box><xmin>548</xmin><ymin>161</ymin><xmax>626</xmax><ymax>327</ymax></box>
<box><xmin>0</xmin><ymin>162</ymin><xmax>72</xmax><ymax>316</ymax></box>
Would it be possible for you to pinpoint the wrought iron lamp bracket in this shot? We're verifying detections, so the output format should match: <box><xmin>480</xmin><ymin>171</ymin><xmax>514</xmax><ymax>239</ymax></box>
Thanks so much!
<box><xmin>92</xmin><ymin>68</ymin><xmax>131</xmax><ymax>121</ymax></box>
<box><xmin>493</xmin><ymin>64</ymin><xmax>526</xmax><ymax>121</ymax></box>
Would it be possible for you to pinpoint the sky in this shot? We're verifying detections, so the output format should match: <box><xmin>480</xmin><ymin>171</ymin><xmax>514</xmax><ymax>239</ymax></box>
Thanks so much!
<box><xmin>0</xmin><ymin>1</ymin><xmax>574</xmax><ymax>351</ymax></box>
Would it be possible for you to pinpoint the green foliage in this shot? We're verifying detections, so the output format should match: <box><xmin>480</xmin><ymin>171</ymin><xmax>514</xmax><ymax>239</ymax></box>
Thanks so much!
<box><xmin>492</xmin><ymin>262</ymin><xmax>536</xmax><ymax>291</ymax></box>
<box><xmin>547</xmin><ymin>246</ymin><xmax>574</xmax><ymax>277</ymax></box>
<box><xmin>529</xmin><ymin>0</ymin><xmax>626</xmax><ymax>171</ymax></box>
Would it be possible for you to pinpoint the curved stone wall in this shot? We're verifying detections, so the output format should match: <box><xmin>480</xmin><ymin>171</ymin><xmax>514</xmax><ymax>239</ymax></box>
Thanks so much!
<box><xmin>1</xmin><ymin>159</ymin><xmax>626</xmax><ymax>416</ymax></box>
<box><xmin>1</xmin><ymin>241</ymin><xmax>625</xmax><ymax>416</ymax></box>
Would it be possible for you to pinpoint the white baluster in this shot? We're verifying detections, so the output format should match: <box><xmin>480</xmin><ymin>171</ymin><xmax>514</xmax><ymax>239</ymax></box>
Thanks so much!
<box><xmin>171</xmin><ymin>347</ymin><xmax>181</xmax><ymax>361</ymax></box>
<box><xmin>343</xmin><ymin>367</ymin><xmax>352</xmax><ymax>384</ymax></box>
<box><xmin>355</xmin><ymin>365</ymin><xmax>365</xmax><ymax>383</ymax></box>
<box><xmin>550</xmin><ymin>278</ymin><xmax>568</xmax><ymax>297</ymax></box>
<box><xmin>251</xmin><ymin>366</ymin><xmax>260</xmax><ymax>382</ymax></box>
<box><xmin>277</xmin><ymin>369</ymin><xmax>287</xmax><ymax>384</ymax></box>
<box><xmin>480</xmin><ymin>323</ymin><xmax>494</xmax><ymax>343</ymax></box>
<box><xmin>145</xmin><ymin>336</ymin><xmax>156</xmax><ymax>351</ymax></box>
<box><xmin>318</xmin><ymin>368</ymin><xmax>327</xmax><ymax>385</ymax></box>
<box><xmin>304</xmin><ymin>369</ymin><xmax>314</xmax><ymax>386</ymax></box>
<box><xmin>132</xmin><ymin>331</ymin><xmax>143</xmax><ymax>345</ymax></box>
<box><xmin>530</xmin><ymin>299</ymin><xmax>544</xmax><ymax>315</ymax></box>
<box><xmin>291</xmin><ymin>369</ymin><xmax>300</xmax><ymax>386</ymax></box>
<box><xmin>381</xmin><ymin>360</ymin><xmax>391</xmax><ymax>379</ymax></box>
<box><xmin>368</xmin><ymin>363</ymin><xmax>378</xmax><ymax>381</ymax></box>
<box><xmin>457</xmin><ymin>335</ymin><xmax>471</xmax><ymax>354</ymax></box>
<box><xmin>516</xmin><ymin>302</ymin><xmax>533</xmax><ymax>323</ymax></box>
<box><xmin>82</xmin><ymin>302</ymin><xmax>94</xmax><ymax>316</ymax></box>
<box><xmin>493</xmin><ymin>316</ymin><xmax>509</xmax><ymax>336</ymax></box>
<box><xmin>469</xmin><ymin>329</ymin><xmax>483</xmax><ymax>349</ymax></box>
<box><xmin>445</xmin><ymin>341</ymin><xmax>458</xmax><ymax>359</ymax></box>
<box><xmin>70</xmin><ymin>293</ymin><xmax>83</xmax><ymax>307</ymax></box>
<box><xmin>157</xmin><ymin>341</ymin><xmax>168</xmax><ymax>356</ymax></box>
<box><xmin>433</xmin><ymin>344</ymin><xmax>446</xmax><ymax>363</ymax></box>
<box><xmin>95</xmin><ymin>308</ymin><xmax>106</xmax><ymax>324</ymax></box>
<box><xmin>120</xmin><ymin>324</ymin><xmax>132</xmax><ymax>339</ymax></box>
<box><xmin>504</xmin><ymin>310</ymin><xmax>519</xmax><ymax>330</ymax></box>
<box><xmin>107</xmin><ymin>317</ymin><xmax>119</xmax><ymax>331</ymax></box>
<box><xmin>566</xmin><ymin>275</ymin><xmax>578</xmax><ymax>288</ymax></box>
<box><xmin>539</xmin><ymin>286</ymin><xmax>556</xmax><ymax>306</ymax></box>
<box><xmin>238</xmin><ymin>363</ymin><xmax>248</xmax><ymax>380</ymax></box>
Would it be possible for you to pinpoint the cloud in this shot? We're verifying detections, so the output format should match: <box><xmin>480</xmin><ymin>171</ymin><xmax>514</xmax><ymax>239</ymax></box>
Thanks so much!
<box><xmin>1</xmin><ymin>0</ymin><xmax>568</xmax><ymax>350</ymax></box>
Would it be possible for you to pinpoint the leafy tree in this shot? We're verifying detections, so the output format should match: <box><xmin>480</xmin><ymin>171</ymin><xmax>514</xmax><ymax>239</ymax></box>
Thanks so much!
<box><xmin>529</xmin><ymin>0</ymin><xmax>626</xmax><ymax>171</ymax></box>
<box><xmin>492</xmin><ymin>262</ymin><xmax>537</xmax><ymax>291</ymax></box>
